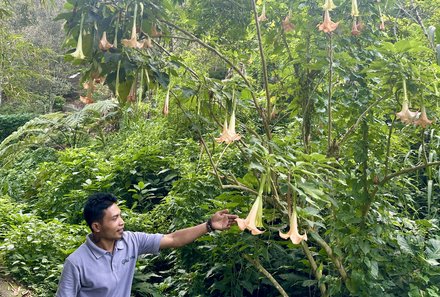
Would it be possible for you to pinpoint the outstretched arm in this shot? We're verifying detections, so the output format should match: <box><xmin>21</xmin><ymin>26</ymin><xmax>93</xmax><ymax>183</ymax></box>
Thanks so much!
<box><xmin>159</xmin><ymin>209</ymin><xmax>237</xmax><ymax>249</ymax></box>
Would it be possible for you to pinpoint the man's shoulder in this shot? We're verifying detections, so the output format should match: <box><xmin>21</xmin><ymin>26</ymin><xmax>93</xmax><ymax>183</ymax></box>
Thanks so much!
<box><xmin>65</xmin><ymin>242</ymin><xmax>89</xmax><ymax>265</ymax></box>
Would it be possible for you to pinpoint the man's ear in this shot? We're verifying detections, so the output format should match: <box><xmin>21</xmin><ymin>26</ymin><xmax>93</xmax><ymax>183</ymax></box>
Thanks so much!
<box><xmin>91</xmin><ymin>222</ymin><xmax>101</xmax><ymax>233</ymax></box>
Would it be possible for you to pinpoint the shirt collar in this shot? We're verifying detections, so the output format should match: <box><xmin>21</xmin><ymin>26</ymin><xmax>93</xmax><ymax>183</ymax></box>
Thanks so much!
<box><xmin>86</xmin><ymin>233</ymin><xmax>125</xmax><ymax>259</ymax></box>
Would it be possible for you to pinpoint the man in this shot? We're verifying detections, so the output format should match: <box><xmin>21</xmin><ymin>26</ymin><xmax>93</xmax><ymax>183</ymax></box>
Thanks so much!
<box><xmin>56</xmin><ymin>192</ymin><xmax>237</xmax><ymax>297</ymax></box>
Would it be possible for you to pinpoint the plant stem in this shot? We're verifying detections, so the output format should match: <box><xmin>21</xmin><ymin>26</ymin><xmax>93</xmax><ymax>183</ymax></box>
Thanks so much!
<box><xmin>336</xmin><ymin>96</ymin><xmax>385</xmax><ymax>147</ymax></box>
<box><xmin>159</xmin><ymin>19</ymin><xmax>272</xmax><ymax>142</ymax></box>
<box><xmin>327</xmin><ymin>33</ymin><xmax>333</xmax><ymax>151</ymax></box>
<box><xmin>243</xmin><ymin>254</ymin><xmax>289</xmax><ymax>297</ymax></box>
<box><xmin>309</xmin><ymin>230</ymin><xmax>348</xmax><ymax>284</ymax></box>
<box><xmin>301</xmin><ymin>241</ymin><xmax>329</xmax><ymax>297</ymax></box>
<box><xmin>250</xmin><ymin>0</ymin><xmax>272</xmax><ymax>131</ymax></box>
<box><xmin>363</xmin><ymin>161</ymin><xmax>440</xmax><ymax>217</ymax></box>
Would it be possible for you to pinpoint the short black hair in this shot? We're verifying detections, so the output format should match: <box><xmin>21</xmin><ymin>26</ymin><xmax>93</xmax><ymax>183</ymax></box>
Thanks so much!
<box><xmin>83</xmin><ymin>192</ymin><xmax>118</xmax><ymax>230</ymax></box>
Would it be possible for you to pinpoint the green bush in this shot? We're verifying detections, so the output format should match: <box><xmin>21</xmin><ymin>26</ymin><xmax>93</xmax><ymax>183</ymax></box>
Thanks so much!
<box><xmin>0</xmin><ymin>218</ymin><xmax>87</xmax><ymax>296</ymax></box>
<box><xmin>0</xmin><ymin>113</ymin><xmax>35</xmax><ymax>142</ymax></box>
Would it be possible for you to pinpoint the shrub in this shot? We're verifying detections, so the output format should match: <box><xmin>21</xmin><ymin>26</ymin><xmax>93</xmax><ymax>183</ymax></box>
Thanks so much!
<box><xmin>0</xmin><ymin>113</ymin><xmax>35</xmax><ymax>141</ymax></box>
<box><xmin>0</xmin><ymin>218</ymin><xmax>87</xmax><ymax>296</ymax></box>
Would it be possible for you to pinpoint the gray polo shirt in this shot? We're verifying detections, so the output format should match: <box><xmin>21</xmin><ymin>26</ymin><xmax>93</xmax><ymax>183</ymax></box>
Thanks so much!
<box><xmin>56</xmin><ymin>231</ymin><xmax>163</xmax><ymax>297</ymax></box>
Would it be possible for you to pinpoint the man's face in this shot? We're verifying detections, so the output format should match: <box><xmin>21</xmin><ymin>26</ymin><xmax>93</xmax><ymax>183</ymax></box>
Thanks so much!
<box><xmin>95</xmin><ymin>203</ymin><xmax>125</xmax><ymax>240</ymax></box>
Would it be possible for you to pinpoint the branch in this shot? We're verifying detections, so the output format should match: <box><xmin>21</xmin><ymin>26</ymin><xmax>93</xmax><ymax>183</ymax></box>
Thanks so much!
<box><xmin>243</xmin><ymin>254</ymin><xmax>289</xmax><ymax>297</ymax></box>
<box><xmin>309</xmin><ymin>230</ymin><xmax>348</xmax><ymax>284</ymax></box>
<box><xmin>159</xmin><ymin>18</ymin><xmax>272</xmax><ymax>143</ymax></box>
<box><xmin>363</xmin><ymin>161</ymin><xmax>440</xmax><ymax>217</ymax></box>
<box><xmin>250</xmin><ymin>0</ymin><xmax>271</xmax><ymax>131</ymax></box>
<box><xmin>336</xmin><ymin>96</ymin><xmax>385</xmax><ymax>147</ymax></box>
<box><xmin>301</xmin><ymin>241</ymin><xmax>329</xmax><ymax>297</ymax></box>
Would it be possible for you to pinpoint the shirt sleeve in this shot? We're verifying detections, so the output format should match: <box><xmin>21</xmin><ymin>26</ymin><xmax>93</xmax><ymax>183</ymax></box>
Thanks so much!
<box><xmin>132</xmin><ymin>232</ymin><xmax>163</xmax><ymax>255</ymax></box>
<box><xmin>56</xmin><ymin>258</ymin><xmax>81</xmax><ymax>297</ymax></box>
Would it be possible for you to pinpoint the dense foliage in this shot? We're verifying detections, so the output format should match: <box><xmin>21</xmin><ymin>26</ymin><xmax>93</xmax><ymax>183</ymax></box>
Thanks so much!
<box><xmin>1</xmin><ymin>0</ymin><xmax>440</xmax><ymax>296</ymax></box>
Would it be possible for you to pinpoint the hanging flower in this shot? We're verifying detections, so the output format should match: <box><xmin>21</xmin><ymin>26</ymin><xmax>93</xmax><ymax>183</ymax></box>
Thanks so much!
<box><xmin>80</xmin><ymin>86</ymin><xmax>94</xmax><ymax>105</ymax></box>
<box><xmin>379</xmin><ymin>17</ymin><xmax>385</xmax><ymax>30</ymax></box>
<box><xmin>80</xmin><ymin>95</ymin><xmax>94</xmax><ymax>104</ymax></box>
<box><xmin>351</xmin><ymin>19</ymin><xmax>361</xmax><ymax>36</ymax></box>
<box><xmin>98</xmin><ymin>32</ymin><xmax>114</xmax><ymax>51</ymax></box>
<box><xmin>378</xmin><ymin>5</ymin><xmax>385</xmax><ymax>31</ymax></box>
<box><xmin>396</xmin><ymin>79</ymin><xmax>419</xmax><ymax>124</ymax></box>
<box><xmin>351</xmin><ymin>0</ymin><xmax>359</xmax><ymax>17</ymax></box>
<box><xmin>163</xmin><ymin>86</ymin><xmax>170</xmax><ymax>116</ymax></box>
<box><xmin>215</xmin><ymin>110</ymin><xmax>241</xmax><ymax>144</ymax></box>
<box><xmin>71</xmin><ymin>14</ymin><xmax>86</xmax><ymax>60</ymax></box>
<box><xmin>151</xmin><ymin>24</ymin><xmax>162</xmax><ymax>37</ymax></box>
<box><xmin>122</xmin><ymin>3</ymin><xmax>144</xmax><ymax>49</ymax></box>
<box><xmin>322</xmin><ymin>0</ymin><xmax>337</xmax><ymax>11</ymax></box>
<box><xmin>122</xmin><ymin>24</ymin><xmax>139</xmax><ymax>48</ymax></box>
<box><xmin>396</xmin><ymin>100</ymin><xmax>419</xmax><ymax>124</ymax></box>
<box><xmin>414</xmin><ymin>106</ymin><xmax>433</xmax><ymax>128</ymax></box>
<box><xmin>236</xmin><ymin>175</ymin><xmax>266</xmax><ymax>235</ymax></box>
<box><xmin>215</xmin><ymin>118</ymin><xmax>230</xmax><ymax>143</ymax></box>
<box><xmin>282</xmin><ymin>15</ymin><xmax>294</xmax><ymax>32</ymax></box>
<box><xmin>226</xmin><ymin>109</ymin><xmax>241</xmax><ymax>142</ymax></box>
<box><xmin>318</xmin><ymin>10</ymin><xmax>339</xmax><ymax>33</ymax></box>
<box><xmin>279</xmin><ymin>208</ymin><xmax>307</xmax><ymax>245</ymax></box>
<box><xmin>139</xmin><ymin>37</ymin><xmax>153</xmax><ymax>49</ymax></box>
<box><xmin>127</xmin><ymin>79</ymin><xmax>137</xmax><ymax>102</ymax></box>
<box><xmin>258</xmin><ymin>4</ymin><xmax>267</xmax><ymax>22</ymax></box>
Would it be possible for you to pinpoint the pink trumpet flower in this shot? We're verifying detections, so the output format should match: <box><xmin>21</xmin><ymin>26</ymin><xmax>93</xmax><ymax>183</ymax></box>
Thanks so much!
<box><xmin>279</xmin><ymin>208</ymin><xmax>307</xmax><ymax>245</ymax></box>
<box><xmin>414</xmin><ymin>106</ymin><xmax>433</xmax><ymax>128</ymax></box>
<box><xmin>71</xmin><ymin>15</ymin><xmax>86</xmax><ymax>60</ymax></box>
<box><xmin>282</xmin><ymin>15</ymin><xmax>294</xmax><ymax>32</ymax></box>
<box><xmin>122</xmin><ymin>3</ymin><xmax>145</xmax><ymax>49</ymax></box>
<box><xmin>396</xmin><ymin>100</ymin><xmax>419</xmax><ymax>124</ymax></box>
<box><xmin>322</xmin><ymin>0</ymin><xmax>336</xmax><ymax>11</ymax></box>
<box><xmin>215</xmin><ymin>110</ymin><xmax>241</xmax><ymax>144</ymax></box>
<box><xmin>99</xmin><ymin>32</ymin><xmax>114</xmax><ymax>51</ymax></box>
<box><xmin>236</xmin><ymin>175</ymin><xmax>266</xmax><ymax>235</ymax></box>
<box><xmin>379</xmin><ymin>17</ymin><xmax>385</xmax><ymax>30</ymax></box>
<box><xmin>163</xmin><ymin>87</ymin><xmax>170</xmax><ymax>116</ymax></box>
<box><xmin>258</xmin><ymin>4</ymin><xmax>267</xmax><ymax>22</ymax></box>
<box><xmin>318</xmin><ymin>10</ymin><xmax>339</xmax><ymax>33</ymax></box>
<box><xmin>351</xmin><ymin>19</ymin><xmax>361</xmax><ymax>36</ymax></box>
<box><xmin>351</xmin><ymin>0</ymin><xmax>359</xmax><ymax>17</ymax></box>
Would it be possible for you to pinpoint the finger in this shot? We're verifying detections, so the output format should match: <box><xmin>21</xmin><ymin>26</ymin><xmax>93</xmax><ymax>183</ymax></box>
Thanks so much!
<box><xmin>217</xmin><ymin>209</ymin><xmax>229</xmax><ymax>215</ymax></box>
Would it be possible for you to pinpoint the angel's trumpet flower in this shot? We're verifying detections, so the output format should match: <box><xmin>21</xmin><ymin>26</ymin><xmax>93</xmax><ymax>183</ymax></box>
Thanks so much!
<box><xmin>322</xmin><ymin>0</ymin><xmax>336</xmax><ymax>11</ymax></box>
<box><xmin>151</xmin><ymin>24</ymin><xmax>162</xmax><ymax>37</ymax></box>
<box><xmin>122</xmin><ymin>4</ymin><xmax>141</xmax><ymax>49</ymax></box>
<box><xmin>127</xmin><ymin>79</ymin><xmax>137</xmax><ymax>102</ymax></box>
<box><xmin>279</xmin><ymin>207</ymin><xmax>307</xmax><ymax>245</ymax></box>
<box><xmin>378</xmin><ymin>6</ymin><xmax>385</xmax><ymax>30</ymax></box>
<box><xmin>282</xmin><ymin>15</ymin><xmax>294</xmax><ymax>32</ymax></box>
<box><xmin>140</xmin><ymin>37</ymin><xmax>153</xmax><ymax>49</ymax></box>
<box><xmin>318</xmin><ymin>10</ymin><xmax>339</xmax><ymax>33</ymax></box>
<box><xmin>258</xmin><ymin>4</ymin><xmax>267</xmax><ymax>22</ymax></box>
<box><xmin>80</xmin><ymin>85</ymin><xmax>94</xmax><ymax>104</ymax></box>
<box><xmin>215</xmin><ymin>118</ymin><xmax>230</xmax><ymax>143</ymax></box>
<box><xmin>215</xmin><ymin>110</ymin><xmax>241</xmax><ymax>144</ymax></box>
<box><xmin>236</xmin><ymin>175</ymin><xmax>266</xmax><ymax>235</ymax></box>
<box><xmin>99</xmin><ymin>31</ymin><xmax>114</xmax><ymax>51</ymax></box>
<box><xmin>71</xmin><ymin>14</ymin><xmax>86</xmax><ymax>60</ymax></box>
<box><xmin>351</xmin><ymin>0</ymin><xmax>359</xmax><ymax>17</ymax></box>
<box><xmin>379</xmin><ymin>17</ymin><xmax>385</xmax><ymax>30</ymax></box>
<box><xmin>396</xmin><ymin>79</ymin><xmax>419</xmax><ymax>124</ymax></box>
<box><xmin>226</xmin><ymin>109</ymin><xmax>241</xmax><ymax>142</ymax></box>
<box><xmin>163</xmin><ymin>85</ymin><xmax>170</xmax><ymax>116</ymax></box>
<box><xmin>414</xmin><ymin>106</ymin><xmax>433</xmax><ymax>128</ymax></box>
<box><xmin>351</xmin><ymin>19</ymin><xmax>361</xmax><ymax>36</ymax></box>
<box><xmin>396</xmin><ymin>100</ymin><xmax>419</xmax><ymax>124</ymax></box>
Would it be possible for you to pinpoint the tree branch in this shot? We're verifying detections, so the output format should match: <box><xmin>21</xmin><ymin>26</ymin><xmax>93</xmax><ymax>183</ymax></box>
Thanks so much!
<box><xmin>243</xmin><ymin>254</ymin><xmax>289</xmax><ymax>297</ymax></box>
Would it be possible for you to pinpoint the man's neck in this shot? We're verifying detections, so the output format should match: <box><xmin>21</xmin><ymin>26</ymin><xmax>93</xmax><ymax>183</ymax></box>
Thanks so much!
<box><xmin>91</xmin><ymin>234</ymin><xmax>115</xmax><ymax>253</ymax></box>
